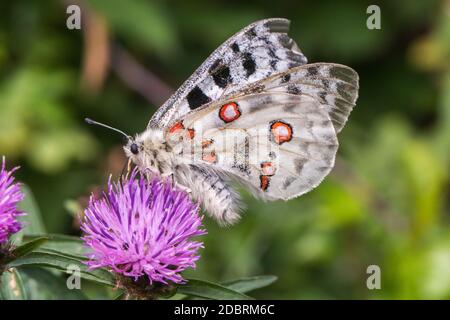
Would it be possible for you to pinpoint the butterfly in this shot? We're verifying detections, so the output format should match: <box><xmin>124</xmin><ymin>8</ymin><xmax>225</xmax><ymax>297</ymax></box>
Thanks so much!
<box><xmin>88</xmin><ymin>18</ymin><xmax>359</xmax><ymax>226</ymax></box>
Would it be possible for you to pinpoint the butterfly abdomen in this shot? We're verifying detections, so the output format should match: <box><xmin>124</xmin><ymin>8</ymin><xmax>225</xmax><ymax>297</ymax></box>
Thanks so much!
<box><xmin>173</xmin><ymin>164</ymin><xmax>242</xmax><ymax>225</ymax></box>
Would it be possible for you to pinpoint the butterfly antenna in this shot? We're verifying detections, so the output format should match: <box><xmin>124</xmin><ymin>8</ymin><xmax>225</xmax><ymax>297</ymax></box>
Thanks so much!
<box><xmin>85</xmin><ymin>118</ymin><xmax>131</xmax><ymax>140</ymax></box>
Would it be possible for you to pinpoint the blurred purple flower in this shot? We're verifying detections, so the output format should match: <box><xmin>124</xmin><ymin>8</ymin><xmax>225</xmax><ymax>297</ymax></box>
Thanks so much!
<box><xmin>81</xmin><ymin>169</ymin><xmax>206</xmax><ymax>285</ymax></box>
<box><xmin>0</xmin><ymin>157</ymin><xmax>25</xmax><ymax>244</ymax></box>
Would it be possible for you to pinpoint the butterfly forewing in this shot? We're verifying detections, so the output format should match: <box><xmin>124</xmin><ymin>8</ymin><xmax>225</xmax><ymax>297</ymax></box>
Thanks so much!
<box><xmin>166</xmin><ymin>91</ymin><xmax>338</xmax><ymax>200</ymax></box>
<box><xmin>149</xmin><ymin>18</ymin><xmax>307</xmax><ymax>129</ymax></box>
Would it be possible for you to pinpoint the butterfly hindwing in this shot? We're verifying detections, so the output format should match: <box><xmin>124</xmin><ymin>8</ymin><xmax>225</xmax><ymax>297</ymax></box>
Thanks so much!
<box><xmin>164</xmin><ymin>62</ymin><xmax>358</xmax><ymax>201</ymax></box>
<box><xmin>166</xmin><ymin>93</ymin><xmax>338</xmax><ymax>201</ymax></box>
<box><xmin>149</xmin><ymin>18</ymin><xmax>307</xmax><ymax>129</ymax></box>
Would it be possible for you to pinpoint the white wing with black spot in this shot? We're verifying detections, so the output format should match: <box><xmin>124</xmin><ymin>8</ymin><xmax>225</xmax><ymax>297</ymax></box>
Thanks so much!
<box><xmin>149</xmin><ymin>18</ymin><xmax>307</xmax><ymax>129</ymax></box>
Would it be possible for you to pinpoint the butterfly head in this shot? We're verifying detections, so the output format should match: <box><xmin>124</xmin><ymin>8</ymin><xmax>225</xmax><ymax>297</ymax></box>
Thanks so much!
<box><xmin>125</xmin><ymin>128</ymin><xmax>171</xmax><ymax>176</ymax></box>
<box><xmin>124</xmin><ymin>139</ymin><xmax>141</xmax><ymax>157</ymax></box>
<box><xmin>123</xmin><ymin>137</ymin><xmax>147</xmax><ymax>171</ymax></box>
<box><xmin>129</xmin><ymin>142</ymin><xmax>139</xmax><ymax>155</ymax></box>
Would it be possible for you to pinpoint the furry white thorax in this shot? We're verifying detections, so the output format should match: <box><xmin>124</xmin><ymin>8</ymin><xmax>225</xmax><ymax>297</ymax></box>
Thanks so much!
<box><xmin>125</xmin><ymin>128</ymin><xmax>178</xmax><ymax>177</ymax></box>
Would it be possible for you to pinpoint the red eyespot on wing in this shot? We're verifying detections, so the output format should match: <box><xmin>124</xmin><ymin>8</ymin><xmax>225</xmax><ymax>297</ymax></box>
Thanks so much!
<box><xmin>168</xmin><ymin>121</ymin><xmax>194</xmax><ymax>139</ymax></box>
<box><xmin>187</xmin><ymin>128</ymin><xmax>195</xmax><ymax>139</ymax></box>
<box><xmin>260</xmin><ymin>175</ymin><xmax>270</xmax><ymax>191</ymax></box>
<box><xmin>201</xmin><ymin>139</ymin><xmax>213</xmax><ymax>148</ymax></box>
<box><xmin>261</xmin><ymin>162</ymin><xmax>276</xmax><ymax>176</ymax></box>
<box><xmin>270</xmin><ymin>121</ymin><xmax>293</xmax><ymax>144</ymax></box>
<box><xmin>169</xmin><ymin>121</ymin><xmax>185</xmax><ymax>134</ymax></box>
<box><xmin>219</xmin><ymin>102</ymin><xmax>241</xmax><ymax>123</ymax></box>
<box><xmin>202</xmin><ymin>151</ymin><xmax>217</xmax><ymax>163</ymax></box>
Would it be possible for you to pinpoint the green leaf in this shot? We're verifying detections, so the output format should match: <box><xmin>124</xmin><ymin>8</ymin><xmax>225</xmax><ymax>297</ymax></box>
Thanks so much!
<box><xmin>113</xmin><ymin>292</ymin><xmax>125</xmax><ymax>300</ymax></box>
<box><xmin>222</xmin><ymin>275</ymin><xmax>278</xmax><ymax>293</ymax></box>
<box><xmin>18</xmin><ymin>267</ymin><xmax>87</xmax><ymax>300</ymax></box>
<box><xmin>178</xmin><ymin>278</ymin><xmax>253</xmax><ymax>300</ymax></box>
<box><xmin>7</xmin><ymin>251</ymin><xmax>115</xmax><ymax>287</ymax></box>
<box><xmin>12</xmin><ymin>185</ymin><xmax>46</xmax><ymax>244</ymax></box>
<box><xmin>22</xmin><ymin>234</ymin><xmax>88</xmax><ymax>260</ymax></box>
<box><xmin>0</xmin><ymin>268</ymin><xmax>28</xmax><ymax>300</ymax></box>
<box><xmin>8</xmin><ymin>237</ymin><xmax>48</xmax><ymax>262</ymax></box>
<box><xmin>19</xmin><ymin>185</ymin><xmax>46</xmax><ymax>234</ymax></box>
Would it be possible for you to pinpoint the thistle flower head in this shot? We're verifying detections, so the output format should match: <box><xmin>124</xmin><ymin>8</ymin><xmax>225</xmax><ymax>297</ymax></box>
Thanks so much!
<box><xmin>0</xmin><ymin>157</ymin><xmax>25</xmax><ymax>244</ymax></box>
<box><xmin>81</xmin><ymin>169</ymin><xmax>206</xmax><ymax>285</ymax></box>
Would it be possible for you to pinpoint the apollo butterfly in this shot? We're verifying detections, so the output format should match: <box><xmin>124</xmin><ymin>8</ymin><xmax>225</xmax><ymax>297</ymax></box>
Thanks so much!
<box><xmin>89</xmin><ymin>18</ymin><xmax>359</xmax><ymax>225</ymax></box>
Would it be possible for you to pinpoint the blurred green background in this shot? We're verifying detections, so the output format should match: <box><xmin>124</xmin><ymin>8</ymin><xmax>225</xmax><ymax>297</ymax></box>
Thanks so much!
<box><xmin>1</xmin><ymin>0</ymin><xmax>449</xmax><ymax>299</ymax></box>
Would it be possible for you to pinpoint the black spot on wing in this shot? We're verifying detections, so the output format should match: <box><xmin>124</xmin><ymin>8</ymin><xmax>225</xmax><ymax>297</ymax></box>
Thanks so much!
<box><xmin>281</xmin><ymin>74</ymin><xmax>291</xmax><ymax>83</ymax></box>
<box><xmin>246</xmin><ymin>27</ymin><xmax>257</xmax><ymax>38</ymax></box>
<box><xmin>231</xmin><ymin>42</ymin><xmax>240</xmax><ymax>53</ymax></box>
<box><xmin>211</xmin><ymin>65</ymin><xmax>232</xmax><ymax>88</ymax></box>
<box><xmin>270</xmin><ymin>60</ymin><xmax>278</xmax><ymax>70</ymax></box>
<box><xmin>187</xmin><ymin>86</ymin><xmax>211</xmax><ymax>110</ymax></box>
<box><xmin>308</xmin><ymin>66</ymin><xmax>319</xmax><ymax>76</ymax></box>
<box><xmin>287</xmin><ymin>84</ymin><xmax>301</xmax><ymax>95</ymax></box>
<box><xmin>267</xmin><ymin>47</ymin><xmax>277</xmax><ymax>59</ymax></box>
<box><xmin>319</xmin><ymin>91</ymin><xmax>327</xmax><ymax>102</ymax></box>
<box><xmin>242</xmin><ymin>52</ymin><xmax>256</xmax><ymax>77</ymax></box>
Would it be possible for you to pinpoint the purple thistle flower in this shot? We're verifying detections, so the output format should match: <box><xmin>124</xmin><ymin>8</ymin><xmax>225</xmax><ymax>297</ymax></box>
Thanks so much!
<box><xmin>81</xmin><ymin>169</ymin><xmax>207</xmax><ymax>285</ymax></box>
<box><xmin>0</xmin><ymin>157</ymin><xmax>25</xmax><ymax>244</ymax></box>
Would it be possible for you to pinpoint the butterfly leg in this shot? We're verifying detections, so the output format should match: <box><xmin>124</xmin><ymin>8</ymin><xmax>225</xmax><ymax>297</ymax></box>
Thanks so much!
<box><xmin>160</xmin><ymin>170</ymin><xmax>192</xmax><ymax>193</ymax></box>
<box><xmin>160</xmin><ymin>171</ymin><xmax>174</xmax><ymax>181</ymax></box>
<box><xmin>174</xmin><ymin>181</ymin><xmax>192</xmax><ymax>193</ymax></box>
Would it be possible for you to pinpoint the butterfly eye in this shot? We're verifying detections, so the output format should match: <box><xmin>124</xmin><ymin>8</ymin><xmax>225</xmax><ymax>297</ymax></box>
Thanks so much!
<box><xmin>130</xmin><ymin>143</ymin><xmax>139</xmax><ymax>155</ymax></box>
